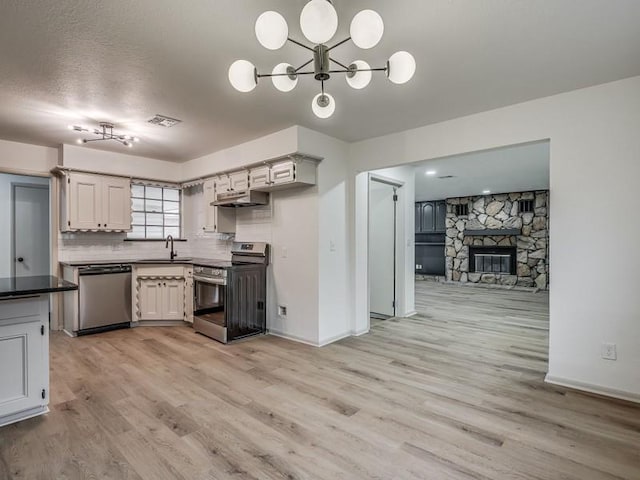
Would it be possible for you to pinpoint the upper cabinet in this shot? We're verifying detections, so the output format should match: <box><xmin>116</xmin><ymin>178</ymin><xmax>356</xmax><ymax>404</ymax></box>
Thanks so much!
<box><xmin>228</xmin><ymin>171</ymin><xmax>249</xmax><ymax>192</ymax></box>
<box><xmin>249</xmin><ymin>159</ymin><xmax>317</xmax><ymax>192</ymax></box>
<box><xmin>62</xmin><ymin>172</ymin><xmax>131</xmax><ymax>232</ymax></box>
<box><xmin>415</xmin><ymin>200</ymin><xmax>446</xmax><ymax>233</ymax></box>
<box><xmin>203</xmin><ymin>178</ymin><xmax>236</xmax><ymax>234</ymax></box>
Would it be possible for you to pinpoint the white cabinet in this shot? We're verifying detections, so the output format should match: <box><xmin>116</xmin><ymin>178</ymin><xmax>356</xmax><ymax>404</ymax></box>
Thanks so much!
<box><xmin>0</xmin><ymin>296</ymin><xmax>49</xmax><ymax>427</ymax></box>
<box><xmin>101</xmin><ymin>176</ymin><xmax>131</xmax><ymax>230</ymax></box>
<box><xmin>133</xmin><ymin>265</ymin><xmax>187</xmax><ymax>323</ymax></box>
<box><xmin>138</xmin><ymin>278</ymin><xmax>184</xmax><ymax>321</ymax></box>
<box><xmin>215</xmin><ymin>174</ymin><xmax>231</xmax><ymax>194</ymax></box>
<box><xmin>249</xmin><ymin>159</ymin><xmax>317</xmax><ymax>192</ymax></box>
<box><xmin>138</xmin><ymin>279</ymin><xmax>164</xmax><ymax>320</ymax></box>
<box><xmin>63</xmin><ymin>172</ymin><xmax>131</xmax><ymax>231</ymax></box>
<box><xmin>203</xmin><ymin>178</ymin><xmax>236</xmax><ymax>234</ymax></box>
<box><xmin>229</xmin><ymin>171</ymin><xmax>249</xmax><ymax>192</ymax></box>
<box><xmin>162</xmin><ymin>279</ymin><xmax>185</xmax><ymax>321</ymax></box>
<box><xmin>249</xmin><ymin>166</ymin><xmax>271</xmax><ymax>189</ymax></box>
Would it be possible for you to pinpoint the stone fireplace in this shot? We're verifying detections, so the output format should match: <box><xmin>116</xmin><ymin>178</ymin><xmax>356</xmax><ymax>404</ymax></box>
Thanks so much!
<box><xmin>445</xmin><ymin>191</ymin><xmax>548</xmax><ymax>289</ymax></box>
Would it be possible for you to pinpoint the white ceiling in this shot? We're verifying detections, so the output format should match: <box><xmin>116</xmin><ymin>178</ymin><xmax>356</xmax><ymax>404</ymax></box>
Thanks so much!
<box><xmin>0</xmin><ymin>1</ymin><xmax>639</xmax><ymax>162</ymax></box>
<box><xmin>414</xmin><ymin>141</ymin><xmax>550</xmax><ymax>201</ymax></box>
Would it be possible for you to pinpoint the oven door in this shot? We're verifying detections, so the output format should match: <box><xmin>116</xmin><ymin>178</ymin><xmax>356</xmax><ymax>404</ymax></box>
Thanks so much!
<box><xmin>194</xmin><ymin>277</ymin><xmax>226</xmax><ymax>326</ymax></box>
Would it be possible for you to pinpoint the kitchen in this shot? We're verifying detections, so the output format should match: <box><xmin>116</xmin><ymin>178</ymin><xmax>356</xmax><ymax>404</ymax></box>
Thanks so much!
<box><xmin>1</xmin><ymin>1</ymin><xmax>640</xmax><ymax>479</ymax></box>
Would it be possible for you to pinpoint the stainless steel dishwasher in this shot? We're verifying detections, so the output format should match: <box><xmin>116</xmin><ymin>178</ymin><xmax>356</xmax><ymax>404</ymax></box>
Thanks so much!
<box><xmin>78</xmin><ymin>264</ymin><xmax>132</xmax><ymax>335</ymax></box>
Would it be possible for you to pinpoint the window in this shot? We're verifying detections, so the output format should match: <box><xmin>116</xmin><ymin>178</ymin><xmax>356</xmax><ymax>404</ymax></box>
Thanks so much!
<box><xmin>128</xmin><ymin>184</ymin><xmax>181</xmax><ymax>239</ymax></box>
<box><xmin>454</xmin><ymin>203</ymin><xmax>469</xmax><ymax>216</ymax></box>
<box><xmin>518</xmin><ymin>199</ymin><xmax>534</xmax><ymax>214</ymax></box>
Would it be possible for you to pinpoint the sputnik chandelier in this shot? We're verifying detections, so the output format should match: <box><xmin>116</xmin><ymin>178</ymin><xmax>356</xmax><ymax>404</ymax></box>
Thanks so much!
<box><xmin>68</xmin><ymin>123</ymin><xmax>140</xmax><ymax>148</ymax></box>
<box><xmin>228</xmin><ymin>0</ymin><xmax>416</xmax><ymax>119</ymax></box>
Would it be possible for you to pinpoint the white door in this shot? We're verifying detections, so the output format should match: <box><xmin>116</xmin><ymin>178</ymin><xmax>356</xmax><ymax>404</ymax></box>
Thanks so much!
<box><xmin>101</xmin><ymin>176</ymin><xmax>131</xmax><ymax>231</ymax></box>
<box><xmin>139</xmin><ymin>279</ymin><xmax>163</xmax><ymax>320</ymax></box>
<box><xmin>13</xmin><ymin>184</ymin><xmax>50</xmax><ymax>277</ymax></box>
<box><xmin>68</xmin><ymin>173</ymin><xmax>101</xmax><ymax>230</ymax></box>
<box><xmin>369</xmin><ymin>179</ymin><xmax>397</xmax><ymax>317</ymax></box>
<box><xmin>162</xmin><ymin>279</ymin><xmax>185</xmax><ymax>321</ymax></box>
<box><xmin>0</xmin><ymin>319</ymin><xmax>45</xmax><ymax>418</ymax></box>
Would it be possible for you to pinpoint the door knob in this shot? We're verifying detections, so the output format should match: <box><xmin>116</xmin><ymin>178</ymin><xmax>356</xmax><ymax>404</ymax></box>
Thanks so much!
<box><xmin>17</xmin><ymin>257</ymin><xmax>24</xmax><ymax>262</ymax></box>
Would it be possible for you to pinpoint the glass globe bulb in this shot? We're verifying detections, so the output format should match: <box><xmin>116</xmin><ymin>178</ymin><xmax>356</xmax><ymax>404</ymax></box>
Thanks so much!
<box><xmin>346</xmin><ymin>60</ymin><xmax>372</xmax><ymax>89</ymax></box>
<box><xmin>387</xmin><ymin>51</ymin><xmax>416</xmax><ymax>85</ymax></box>
<box><xmin>350</xmin><ymin>10</ymin><xmax>384</xmax><ymax>49</ymax></box>
<box><xmin>272</xmin><ymin>63</ymin><xmax>298</xmax><ymax>92</ymax></box>
<box><xmin>228</xmin><ymin>60</ymin><xmax>257</xmax><ymax>92</ymax></box>
<box><xmin>300</xmin><ymin>0</ymin><xmax>338</xmax><ymax>44</ymax></box>
<box><xmin>255</xmin><ymin>11</ymin><xmax>288</xmax><ymax>50</ymax></box>
<box><xmin>311</xmin><ymin>92</ymin><xmax>335</xmax><ymax>119</ymax></box>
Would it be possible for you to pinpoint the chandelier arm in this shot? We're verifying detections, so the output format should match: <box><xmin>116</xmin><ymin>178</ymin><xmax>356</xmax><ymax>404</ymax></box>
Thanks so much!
<box><xmin>329</xmin><ymin>57</ymin><xmax>350</xmax><ymax>70</ymax></box>
<box><xmin>295</xmin><ymin>59</ymin><xmax>314</xmax><ymax>72</ymax></box>
<box><xmin>257</xmin><ymin>71</ymin><xmax>315</xmax><ymax>78</ymax></box>
<box><xmin>287</xmin><ymin>37</ymin><xmax>315</xmax><ymax>53</ymax></box>
<box><xmin>327</xmin><ymin>37</ymin><xmax>352</xmax><ymax>51</ymax></box>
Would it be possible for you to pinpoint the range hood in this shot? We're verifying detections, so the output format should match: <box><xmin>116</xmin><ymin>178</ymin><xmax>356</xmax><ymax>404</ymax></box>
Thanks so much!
<box><xmin>213</xmin><ymin>189</ymin><xmax>269</xmax><ymax>207</ymax></box>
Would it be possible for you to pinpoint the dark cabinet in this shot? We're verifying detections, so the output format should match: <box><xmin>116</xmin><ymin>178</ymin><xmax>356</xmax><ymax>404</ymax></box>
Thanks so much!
<box><xmin>415</xmin><ymin>200</ymin><xmax>446</xmax><ymax>233</ymax></box>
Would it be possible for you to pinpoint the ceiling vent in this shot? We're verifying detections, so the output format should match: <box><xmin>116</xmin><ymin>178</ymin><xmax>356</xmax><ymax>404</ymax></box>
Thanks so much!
<box><xmin>147</xmin><ymin>114</ymin><xmax>182</xmax><ymax>128</ymax></box>
<box><xmin>438</xmin><ymin>175</ymin><xmax>455</xmax><ymax>179</ymax></box>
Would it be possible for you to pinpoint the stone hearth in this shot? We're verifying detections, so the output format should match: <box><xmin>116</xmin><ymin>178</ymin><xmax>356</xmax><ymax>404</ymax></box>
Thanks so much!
<box><xmin>445</xmin><ymin>191</ymin><xmax>548</xmax><ymax>289</ymax></box>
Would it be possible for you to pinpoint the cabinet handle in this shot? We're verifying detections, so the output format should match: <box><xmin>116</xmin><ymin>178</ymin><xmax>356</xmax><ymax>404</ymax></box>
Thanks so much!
<box><xmin>163</xmin><ymin>282</ymin><xmax>166</xmax><ymax>286</ymax></box>
<box><xmin>98</xmin><ymin>223</ymin><xmax>101</xmax><ymax>227</ymax></box>
<box><xmin>158</xmin><ymin>282</ymin><xmax>161</xmax><ymax>286</ymax></box>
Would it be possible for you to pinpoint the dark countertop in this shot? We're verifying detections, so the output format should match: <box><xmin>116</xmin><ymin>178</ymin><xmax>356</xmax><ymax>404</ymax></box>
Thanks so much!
<box><xmin>0</xmin><ymin>275</ymin><xmax>78</xmax><ymax>298</ymax></box>
<box><xmin>60</xmin><ymin>258</ymin><xmax>233</xmax><ymax>269</ymax></box>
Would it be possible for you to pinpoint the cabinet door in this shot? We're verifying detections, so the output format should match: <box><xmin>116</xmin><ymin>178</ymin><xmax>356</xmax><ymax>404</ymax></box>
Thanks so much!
<box><xmin>203</xmin><ymin>179</ymin><xmax>217</xmax><ymax>232</ymax></box>
<box><xmin>270</xmin><ymin>161</ymin><xmax>295</xmax><ymax>185</ymax></box>
<box><xmin>415</xmin><ymin>202</ymin><xmax>423</xmax><ymax>233</ymax></box>
<box><xmin>435</xmin><ymin>201</ymin><xmax>447</xmax><ymax>232</ymax></box>
<box><xmin>249</xmin><ymin>166</ymin><xmax>271</xmax><ymax>189</ymax></box>
<box><xmin>101</xmin><ymin>176</ymin><xmax>131</xmax><ymax>231</ymax></box>
<box><xmin>0</xmin><ymin>320</ymin><xmax>45</xmax><ymax>419</ymax></box>
<box><xmin>162</xmin><ymin>279</ymin><xmax>185</xmax><ymax>321</ymax></box>
<box><xmin>138</xmin><ymin>279</ymin><xmax>163</xmax><ymax>320</ymax></box>
<box><xmin>68</xmin><ymin>173</ymin><xmax>102</xmax><ymax>230</ymax></box>
<box><xmin>421</xmin><ymin>202</ymin><xmax>435</xmax><ymax>232</ymax></box>
<box><xmin>229</xmin><ymin>171</ymin><xmax>249</xmax><ymax>192</ymax></box>
<box><xmin>215</xmin><ymin>175</ymin><xmax>231</xmax><ymax>195</ymax></box>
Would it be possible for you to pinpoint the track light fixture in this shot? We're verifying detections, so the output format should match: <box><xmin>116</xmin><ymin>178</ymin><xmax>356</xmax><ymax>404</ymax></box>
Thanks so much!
<box><xmin>228</xmin><ymin>0</ymin><xmax>416</xmax><ymax>119</ymax></box>
<box><xmin>68</xmin><ymin>123</ymin><xmax>140</xmax><ymax>148</ymax></box>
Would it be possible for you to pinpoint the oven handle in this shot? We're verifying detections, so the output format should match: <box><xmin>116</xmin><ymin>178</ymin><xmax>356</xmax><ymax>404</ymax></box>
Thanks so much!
<box><xmin>193</xmin><ymin>276</ymin><xmax>227</xmax><ymax>286</ymax></box>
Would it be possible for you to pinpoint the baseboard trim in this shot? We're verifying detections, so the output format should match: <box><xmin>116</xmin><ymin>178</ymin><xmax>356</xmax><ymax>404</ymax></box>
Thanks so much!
<box><xmin>352</xmin><ymin>328</ymin><xmax>369</xmax><ymax>337</ymax></box>
<box><xmin>318</xmin><ymin>331</ymin><xmax>352</xmax><ymax>347</ymax></box>
<box><xmin>404</xmin><ymin>310</ymin><xmax>418</xmax><ymax>317</ymax></box>
<box><xmin>545</xmin><ymin>374</ymin><xmax>640</xmax><ymax>404</ymax></box>
<box><xmin>267</xmin><ymin>330</ymin><xmax>319</xmax><ymax>347</ymax></box>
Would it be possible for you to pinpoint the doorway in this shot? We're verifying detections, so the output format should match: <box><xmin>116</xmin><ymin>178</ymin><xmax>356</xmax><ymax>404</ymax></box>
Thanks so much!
<box><xmin>368</xmin><ymin>176</ymin><xmax>399</xmax><ymax>318</ymax></box>
<box><xmin>2</xmin><ymin>174</ymin><xmax>50</xmax><ymax>277</ymax></box>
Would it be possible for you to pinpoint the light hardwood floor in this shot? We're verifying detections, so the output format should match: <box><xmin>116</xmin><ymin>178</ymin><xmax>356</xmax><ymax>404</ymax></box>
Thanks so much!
<box><xmin>1</xmin><ymin>282</ymin><xmax>639</xmax><ymax>479</ymax></box>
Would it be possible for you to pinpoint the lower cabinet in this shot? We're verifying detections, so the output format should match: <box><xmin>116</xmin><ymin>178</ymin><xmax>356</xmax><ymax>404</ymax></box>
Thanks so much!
<box><xmin>0</xmin><ymin>295</ymin><xmax>49</xmax><ymax>427</ymax></box>
<box><xmin>138</xmin><ymin>278</ymin><xmax>185</xmax><ymax>321</ymax></box>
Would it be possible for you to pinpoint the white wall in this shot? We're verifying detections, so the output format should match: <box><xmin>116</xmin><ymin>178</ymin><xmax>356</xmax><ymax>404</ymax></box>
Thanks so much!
<box><xmin>349</xmin><ymin>75</ymin><xmax>640</xmax><ymax>401</ymax></box>
<box><xmin>0</xmin><ymin>138</ymin><xmax>58</xmax><ymax>174</ymax></box>
<box><xmin>62</xmin><ymin>144</ymin><xmax>181</xmax><ymax>180</ymax></box>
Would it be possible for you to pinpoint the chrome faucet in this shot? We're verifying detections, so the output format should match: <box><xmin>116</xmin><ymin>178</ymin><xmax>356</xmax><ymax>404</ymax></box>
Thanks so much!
<box><xmin>165</xmin><ymin>235</ymin><xmax>177</xmax><ymax>260</ymax></box>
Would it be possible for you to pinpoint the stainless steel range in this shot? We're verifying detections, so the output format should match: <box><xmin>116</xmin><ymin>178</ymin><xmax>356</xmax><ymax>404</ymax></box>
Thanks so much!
<box><xmin>193</xmin><ymin>242</ymin><xmax>268</xmax><ymax>343</ymax></box>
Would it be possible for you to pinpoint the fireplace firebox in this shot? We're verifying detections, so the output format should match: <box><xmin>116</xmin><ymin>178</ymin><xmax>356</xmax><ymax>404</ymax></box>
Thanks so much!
<box><xmin>469</xmin><ymin>246</ymin><xmax>517</xmax><ymax>275</ymax></box>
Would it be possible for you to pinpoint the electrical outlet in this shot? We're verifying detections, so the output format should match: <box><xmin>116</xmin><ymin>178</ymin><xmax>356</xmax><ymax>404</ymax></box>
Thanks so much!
<box><xmin>601</xmin><ymin>343</ymin><xmax>617</xmax><ymax>361</ymax></box>
<box><xmin>416</xmin><ymin>264</ymin><xmax>422</xmax><ymax>270</ymax></box>
<box><xmin>278</xmin><ymin>305</ymin><xmax>287</xmax><ymax>317</ymax></box>
<box><xmin>329</xmin><ymin>240</ymin><xmax>336</xmax><ymax>252</ymax></box>
<box><xmin>281</xmin><ymin>247</ymin><xmax>288</xmax><ymax>258</ymax></box>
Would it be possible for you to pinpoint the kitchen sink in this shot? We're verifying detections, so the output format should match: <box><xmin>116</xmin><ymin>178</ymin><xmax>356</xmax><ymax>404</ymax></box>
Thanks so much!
<box><xmin>136</xmin><ymin>258</ymin><xmax>193</xmax><ymax>264</ymax></box>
